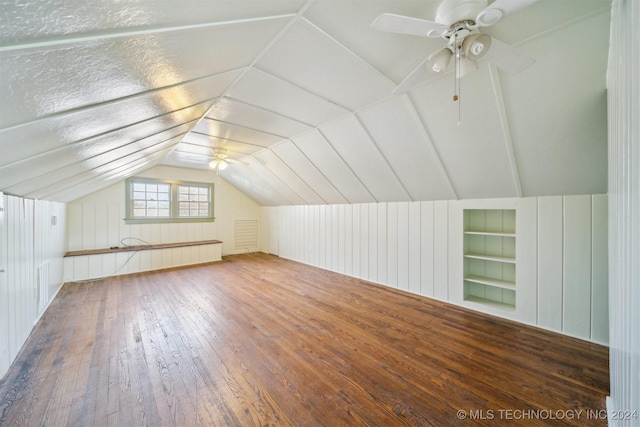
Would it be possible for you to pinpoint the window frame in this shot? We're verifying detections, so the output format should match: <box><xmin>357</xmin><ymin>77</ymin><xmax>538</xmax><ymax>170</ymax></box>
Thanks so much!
<box><xmin>125</xmin><ymin>177</ymin><xmax>215</xmax><ymax>224</ymax></box>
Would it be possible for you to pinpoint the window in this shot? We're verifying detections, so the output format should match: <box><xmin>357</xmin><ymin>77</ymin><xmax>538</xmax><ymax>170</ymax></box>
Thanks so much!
<box><xmin>178</xmin><ymin>184</ymin><xmax>210</xmax><ymax>217</ymax></box>
<box><xmin>131</xmin><ymin>181</ymin><xmax>171</xmax><ymax>218</ymax></box>
<box><xmin>125</xmin><ymin>177</ymin><xmax>214</xmax><ymax>223</ymax></box>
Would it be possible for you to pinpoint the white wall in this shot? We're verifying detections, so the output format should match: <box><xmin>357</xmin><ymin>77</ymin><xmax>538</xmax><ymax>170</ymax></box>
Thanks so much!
<box><xmin>66</xmin><ymin>165</ymin><xmax>260</xmax><ymax>257</ymax></box>
<box><xmin>0</xmin><ymin>193</ymin><xmax>66</xmax><ymax>380</ymax></box>
<box><xmin>607</xmin><ymin>0</ymin><xmax>640</xmax><ymax>423</ymax></box>
<box><xmin>261</xmin><ymin>195</ymin><xmax>608</xmax><ymax>345</ymax></box>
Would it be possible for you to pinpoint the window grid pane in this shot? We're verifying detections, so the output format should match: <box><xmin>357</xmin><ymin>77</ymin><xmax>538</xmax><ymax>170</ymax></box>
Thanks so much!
<box><xmin>128</xmin><ymin>179</ymin><xmax>213</xmax><ymax>221</ymax></box>
<box><xmin>177</xmin><ymin>185</ymin><xmax>209</xmax><ymax>217</ymax></box>
<box><xmin>131</xmin><ymin>182</ymin><xmax>171</xmax><ymax>217</ymax></box>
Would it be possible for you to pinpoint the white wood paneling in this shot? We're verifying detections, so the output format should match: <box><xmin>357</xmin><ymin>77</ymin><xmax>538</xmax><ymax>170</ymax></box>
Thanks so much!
<box><xmin>244</xmin><ymin>158</ymin><xmax>306</xmax><ymax>206</ymax></box>
<box><xmin>269</xmin><ymin>207</ymin><xmax>279</xmax><ymax>255</ymax></box>
<box><xmin>352</xmin><ymin>204</ymin><xmax>361</xmax><ymax>278</ymax></box>
<box><xmin>310</xmin><ymin>205</ymin><xmax>318</xmax><ymax>265</ymax></box>
<box><xmin>227</xmin><ymin>69</ymin><xmax>349</xmax><ymax>127</ymax></box>
<box><xmin>376</xmin><ymin>203</ymin><xmax>387</xmax><ymax>284</ymax></box>
<box><xmin>65</xmin><ymin>243</ymin><xmax>222</xmax><ymax>282</ymax></box>
<box><xmin>272</xmin><ymin>141</ymin><xmax>348</xmax><ymax>204</ymax></box>
<box><xmin>447</xmin><ymin>201</ymin><xmax>464</xmax><ymax>303</ymax></box>
<box><xmin>420</xmin><ymin>201</ymin><xmax>435</xmax><ymax>297</ymax></box>
<box><xmin>278</xmin><ymin>206</ymin><xmax>290</xmax><ymax>259</ymax></box>
<box><xmin>255</xmin><ymin>150</ymin><xmax>324</xmax><ymax>205</ymax></box>
<box><xmin>397</xmin><ymin>202</ymin><xmax>409</xmax><ymax>291</ymax></box>
<box><xmin>344</xmin><ymin>204</ymin><xmax>353</xmax><ymax>276</ymax></box>
<box><xmin>256</xmin><ymin>20</ymin><xmax>395</xmax><ymax>112</ymax></box>
<box><xmin>0</xmin><ymin>195</ymin><xmax>66</xmax><ymax>380</ymax></box>
<box><xmin>359</xmin><ymin>204</ymin><xmax>369</xmax><ymax>280</ymax></box>
<box><xmin>270</xmin><ymin>194</ymin><xmax>607</xmax><ymax>345</ymax></box>
<box><xmin>607</xmin><ymin>0</ymin><xmax>640</xmax><ymax>418</ymax></box>
<box><xmin>207</xmin><ymin>98</ymin><xmax>311</xmax><ymax>138</ymax></box>
<box><xmin>367</xmin><ymin>204</ymin><xmax>378</xmax><ymax>283</ymax></box>
<box><xmin>408</xmin><ymin>202</ymin><xmax>421</xmax><ymax>295</ymax></box>
<box><xmin>318</xmin><ymin>205</ymin><xmax>326</xmax><ymax>269</ymax></box>
<box><xmin>325</xmin><ymin>205</ymin><xmax>333</xmax><ymax>270</ymax></box>
<box><xmin>301</xmin><ymin>205</ymin><xmax>309</xmax><ymax>264</ymax></box>
<box><xmin>501</xmin><ymin>12</ymin><xmax>609</xmax><ymax>197</ymax></box>
<box><xmin>293</xmin><ymin>130</ymin><xmax>374</xmax><ymax>204</ymax></box>
<box><xmin>386</xmin><ymin>202</ymin><xmax>398</xmax><ymax>288</ymax></box>
<box><xmin>563</xmin><ymin>195</ymin><xmax>592</xmax><ymax>340</ymax></box>
<box><xmin>433</xmin><ymin>201</ymin><xmax>448</xmax><ymax>300</ymax></box>
<box><xmin>516</xmin><ymin>197</ymin><xmax>537</xmax><ymax>324</ymax></box>
<box><xmin>411</xmin><ymin>66</ymin><xmax>520</xmax><ymax>200</ymax></box>
<box><xmin>332</xmin><ymin>205</ymin><xmax>341</xmax><ymax>273</ymax></box>
<box><xmin>66</xmin><ymin>165</ymin><xmax>260</xmax><ymax>256</ymax></box>
<box><xmin>320</xmin><ymin>115</ymin><xmax>409</xmax><ymax>202</ymax></box>
<box><xmin>591</xmin><ymin>194</ymin><xmax>608</xmax><ymax>344</ymax></box>
<box><xmin>537</xmin><ymin>196</ymin><xmax>563</xmax><ymax>331</ymax></box>
<box><xmin>357</xmin><ymin>95</ymin><xmax>456</xmax><ymax>201</ymax></box>
<box><xmin>334</xmin><ymin>205</ymin><xmax>344</xmax><ymax>273</ymax></box>
<box><xmin>0</xmin><ymin>194</ymin><xmax>8</xmax><ymax>376</ymax></box>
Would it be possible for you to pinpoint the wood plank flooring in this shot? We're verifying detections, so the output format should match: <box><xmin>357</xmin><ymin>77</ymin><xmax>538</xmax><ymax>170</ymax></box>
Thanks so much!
<box><xmin>0</xmin><ymin>253</ymin><xmax>609</xmax><ymax>426</ymax></box>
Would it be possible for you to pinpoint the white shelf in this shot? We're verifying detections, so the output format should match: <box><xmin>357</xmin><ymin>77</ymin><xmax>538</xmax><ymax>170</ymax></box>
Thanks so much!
<box><xmin>464</xmin><ymin>253</ymin><xmax>516</xmax><ymax>264</ymax></box>
<box><xmin>463</xmin><ymin>208</ymin><xmax>517</xmax><ymax>310</ymax></box>
<box><xmin>464</xmin><ymin>295</ymin><xmax>516</xmax><ymax>311</ymax></box>
<box><xmin>464</xmin><ymin>275</ymin><xmax>515</xmax><ymax>290</ymax></box>
<box><xmin>464</xmin><ymin>231</ymin><xmax>515</xmax><ymax>237</ymax></box>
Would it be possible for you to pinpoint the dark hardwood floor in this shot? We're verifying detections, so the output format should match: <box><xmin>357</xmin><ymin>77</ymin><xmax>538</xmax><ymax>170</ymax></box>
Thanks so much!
<box><xmin>0</xmin><ymin>253</ymin><xmax>609</xmax><ymax>426</ymax></box>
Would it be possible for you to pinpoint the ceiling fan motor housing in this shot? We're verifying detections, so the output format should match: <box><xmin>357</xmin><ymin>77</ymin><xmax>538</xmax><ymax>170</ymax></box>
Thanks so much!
<box><xmin>436</xmin><ymin>0</ymin><xmax>488</xmax><ymax>26</ymax></box>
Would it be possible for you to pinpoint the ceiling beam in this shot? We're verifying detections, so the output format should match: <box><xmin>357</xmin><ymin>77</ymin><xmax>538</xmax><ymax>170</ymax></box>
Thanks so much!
<box><xmin>0</xmin><ymin>15</ymin><xmax>296</xmax><ymax>52</ymax></box>
<box><xmin>488</xmin><ymin>65</ymin><xmax>523</xmax><ymax>198</ymax></box>
<box><xmin>404</xmin><ymin>94</ymin><xmax>459</xmax><ymax>200</ymax></box>
<box><xmin>316</xmin><ymin>128</ymin><xmax>378</xmax><ymax>203</ymax></box>
<box><xmin>353</xmin><ymin>113</ymin><xmax>413</xmax><ymax>201</ymax></box>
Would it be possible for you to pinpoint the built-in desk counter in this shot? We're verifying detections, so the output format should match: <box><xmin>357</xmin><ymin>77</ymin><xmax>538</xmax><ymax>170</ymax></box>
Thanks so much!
<box><xmin>64</xmin><ymin>240</ymin><xmax>222</xmax><ymax>281</ymax></box>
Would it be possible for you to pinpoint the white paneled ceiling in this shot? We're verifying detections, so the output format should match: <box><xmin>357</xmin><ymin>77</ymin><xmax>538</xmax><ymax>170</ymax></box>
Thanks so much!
<box><xmin>0</xmin><ymin>0</ymin><xmax>611</xmax><ymax>204</ymax></box>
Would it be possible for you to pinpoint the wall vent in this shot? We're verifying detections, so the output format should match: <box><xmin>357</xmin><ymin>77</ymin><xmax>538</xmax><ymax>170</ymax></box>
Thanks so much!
<box><xmin>235</xmin><ymin>220</ymin><xmax>259</xmax><ymax>252</ymax></box>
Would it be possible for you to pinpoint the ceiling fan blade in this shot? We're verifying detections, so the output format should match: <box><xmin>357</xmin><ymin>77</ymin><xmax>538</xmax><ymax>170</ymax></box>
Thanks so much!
<box><xmin>371</xmin><ymin>13</ymin><xmax>447</xmax><ymax>38</ymax></box>
<box><xmin>483</xmin><ymin>38</ymin><xmax>535</xmax><ymax>73</ymax></box>
<box><xmin>475</xmin><ymin>0</ymin><xmax>540</xmax><ymax>27</ymax></box>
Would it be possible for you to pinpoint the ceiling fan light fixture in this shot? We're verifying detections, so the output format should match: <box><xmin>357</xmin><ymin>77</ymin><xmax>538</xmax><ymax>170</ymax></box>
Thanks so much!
<box><xmin>218</xmin><ymin>159</ymin><xmax>228</xmax><ymax>170</ymax></box>
<box><xmin>209</xmin><ymin>160</ymin><xmax>219</xmax><ymax>169</ymax></box>
<box><xmin>462</xmin><ymin>33</ymin><xmax>491</xmax><ymax>60</ymax></box>
<box><xmin>426</xmin><ymin>47</ymin><xmax>453</xmax><ymax>73</ymax></box>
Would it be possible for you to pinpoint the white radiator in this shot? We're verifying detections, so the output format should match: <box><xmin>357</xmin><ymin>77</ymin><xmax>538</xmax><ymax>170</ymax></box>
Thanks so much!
<box><xmin>235</xmin><ymin>220</ymin><xmax>259</xmax><ymax>252</ymax></box>
<box><xmin>36</xmin><ymin>262</ymin><xmax>49</xmax><ymax>314</ymax></box>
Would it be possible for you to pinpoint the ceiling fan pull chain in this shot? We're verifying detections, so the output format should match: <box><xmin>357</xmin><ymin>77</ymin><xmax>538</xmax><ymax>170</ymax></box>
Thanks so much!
<box><xmin>454</xmin><ymin>39</ymin><xmax>462</xmax><ymax>126</ymax></box>
<box><xmin>453</xmin><ymin>34</ymin><xmax>460</xmax><ymax>102</ymax></box>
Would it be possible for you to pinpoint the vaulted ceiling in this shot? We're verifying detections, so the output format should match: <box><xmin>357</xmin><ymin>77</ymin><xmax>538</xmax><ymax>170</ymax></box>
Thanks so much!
<box><xmin>0</xmin><ymin>0</ymin><xmax>610</xmax><ymax>205</ymax></box>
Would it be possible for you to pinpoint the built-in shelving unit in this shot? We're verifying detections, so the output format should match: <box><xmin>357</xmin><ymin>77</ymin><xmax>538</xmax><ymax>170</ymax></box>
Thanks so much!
<box><xmin>463</xmin><ymin>209</ymin><xmax>516</xmax><ymax>310</ymax></box>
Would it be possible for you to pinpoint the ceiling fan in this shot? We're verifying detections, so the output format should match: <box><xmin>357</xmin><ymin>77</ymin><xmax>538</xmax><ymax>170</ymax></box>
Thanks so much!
<box><xmin>208</xmin><ymin>147</ymin><xmax>248</xmax><ymax>173</ymax></box>
<box><xmin>371</xmin><ymin>0</ymin><xmax>539</xmax><ymax>94</ymax></box>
